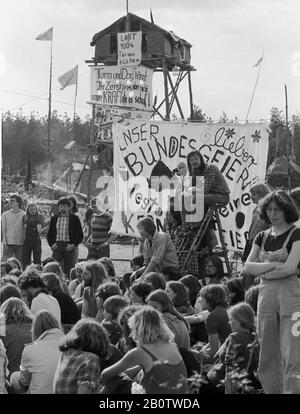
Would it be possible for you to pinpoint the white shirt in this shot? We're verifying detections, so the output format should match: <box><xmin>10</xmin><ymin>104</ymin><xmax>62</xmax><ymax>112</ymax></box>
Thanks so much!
<box><xmin>20</xmin><ymin>329</ymin><xmax>64</xmax><ymax>394</ymax></box>
<box><xmin>31</xmin><ymin>293</ymin><xmax>61</xmax><ymax>325</ymax></box>
<box><xmin>1</xmin><ymin>209</ymin><xmax>25</xmax><ymax>245</ymax></box>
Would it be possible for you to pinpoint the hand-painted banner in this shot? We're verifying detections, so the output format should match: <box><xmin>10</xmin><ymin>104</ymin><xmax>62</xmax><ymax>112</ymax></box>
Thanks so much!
<box><xmin>90</xmin><ymin>65</ymin><xmax>153</xmax><ymax>111</ymax></box>
<box><xmin>118</xmin><ymin>31</ymin><xmax>142</xmax><ymax>67</ymax></box>
<box><xmin>111</xmin><ymin>120</ymin><xmax>269</xmax><ymax>251</ymax></box>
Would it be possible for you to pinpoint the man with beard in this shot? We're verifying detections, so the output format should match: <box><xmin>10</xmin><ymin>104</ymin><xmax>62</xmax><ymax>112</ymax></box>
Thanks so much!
<box><xmin>47</xmin><ymin>198</ymin><xmax>83</xmax><ymax>276</ymax></box>
<box><xmin>18</xmin><ymin>270</ymin><xmax>61</xmax><ymax>324</ymax></box>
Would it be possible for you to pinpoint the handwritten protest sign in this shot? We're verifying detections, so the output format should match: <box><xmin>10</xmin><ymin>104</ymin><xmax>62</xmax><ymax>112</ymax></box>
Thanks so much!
<box><xmin>90</xmin><ymin>65</ymin><xmax>153</xmax><ymax>111</ymax></box>
<box><xmin>118</xmin><ymin>31</ymin><xmax>142</xmax><ymax>67</ymax></box>
<box><xmin>110</xmin><ymin>120</ymin><xmax>269</xmax><ymax>251</ymax></box>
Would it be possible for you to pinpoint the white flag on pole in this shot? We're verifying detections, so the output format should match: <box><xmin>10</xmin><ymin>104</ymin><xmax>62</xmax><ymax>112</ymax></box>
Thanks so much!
<box><xmin>36</xmin><ymin>27</ymin><xmax>53</xmax><ymax>41</ymax></box>
<box><xmin>58</xmin><ymin>65</ymin><xmax>78</xmax><ymax>90</ymax></box>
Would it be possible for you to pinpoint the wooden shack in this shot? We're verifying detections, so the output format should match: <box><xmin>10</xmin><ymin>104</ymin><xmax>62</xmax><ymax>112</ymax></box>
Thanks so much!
<box><xmin>90</xmin><ymin>13</ymin><xmax>193</xmax><ymax>70</ymax></box>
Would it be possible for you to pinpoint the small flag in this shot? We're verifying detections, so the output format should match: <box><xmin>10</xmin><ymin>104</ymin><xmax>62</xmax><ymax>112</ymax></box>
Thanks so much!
<box><xmin>150</xmin><ymin>8</ymin><xmax>154</xmax><ymax>24</ymax></box>
<box><xmin>253</xmin><ymin>55</ymin><xmax>264</xmax><ymax>68</ymax></box>
<box><xmin>58</xmin><ymin>65</ymin><xmax>78</xmax><ymax>90</ymax></box>
<box><xmin>36</xmin><ymin>27</ymin><xmax>53</xmax><ymax>41</ymax></box>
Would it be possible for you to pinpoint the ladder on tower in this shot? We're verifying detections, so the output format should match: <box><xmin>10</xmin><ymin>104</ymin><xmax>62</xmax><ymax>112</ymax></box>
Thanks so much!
<box><xmin>178</xmin><ymin>204</ymin><xmax>232</xmax><ymax>278</ymax></box>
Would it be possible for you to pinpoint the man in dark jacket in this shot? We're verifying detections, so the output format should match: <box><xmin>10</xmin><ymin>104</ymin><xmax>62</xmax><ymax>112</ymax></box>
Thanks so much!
<box><xmin>47</xmin><ymin>197</ymin><xmax>83</xmax><ymax>276</ymax></box>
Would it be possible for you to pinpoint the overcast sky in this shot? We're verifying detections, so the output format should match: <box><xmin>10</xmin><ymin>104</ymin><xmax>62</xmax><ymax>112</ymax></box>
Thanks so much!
<box><xmin>1</xmin><ymin>0</ymin><xmax>299</xmax><ymax>121</ymax></box>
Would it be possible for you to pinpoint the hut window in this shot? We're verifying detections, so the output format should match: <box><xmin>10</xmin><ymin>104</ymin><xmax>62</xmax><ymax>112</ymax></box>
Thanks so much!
<box><xmin>110</xmin><ymin>33</ymin><xmax>117</xmax><ymax>53</ymax></box>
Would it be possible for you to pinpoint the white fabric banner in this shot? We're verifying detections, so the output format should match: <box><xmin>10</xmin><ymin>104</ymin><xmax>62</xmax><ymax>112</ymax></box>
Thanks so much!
<box><xmin>90</xmin><ymin>65</ymin><xmax>153</xmax><ymax>111</ymax></box>
<box><xmin>118</xmin><ymin>31</ymin><xmax>142</xmax><ymax>67</ymax></box>
<box><xmin>111</xmin><ymin>120</ymin><xmax>269</xmax><ymax>251</ymax></box>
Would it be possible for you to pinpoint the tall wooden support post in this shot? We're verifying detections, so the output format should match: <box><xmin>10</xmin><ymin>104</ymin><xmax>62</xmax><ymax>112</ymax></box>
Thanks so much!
<box><xmin>188</xmin><ymin>70</ymin><xmax>194</xmax><ymax>120</ymax></box>
<box><xmin>87</xmin><ymin>104</ymin><xmax>96</xmax><ymax>202</ymax></box>
<box><xmin>163</xmin><ymin>62</ymin><xmax>170</xmax><ymax>120</ymax></box>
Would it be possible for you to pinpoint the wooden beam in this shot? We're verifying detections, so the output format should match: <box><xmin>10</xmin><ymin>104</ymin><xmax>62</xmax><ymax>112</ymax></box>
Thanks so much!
<box><xmin>188</xmin><ymin>70</ymin><xmax>194</xmax><ymax>120</ymax></box>
<box><xmin>166</xmin><ymin>70</ymin><xmax>184</xmax><ymax>119</ymax></box>
<box><xmin>163</xmin><ymin>62</ymin><xmax>170</xmax><ymax>120</ymax></box>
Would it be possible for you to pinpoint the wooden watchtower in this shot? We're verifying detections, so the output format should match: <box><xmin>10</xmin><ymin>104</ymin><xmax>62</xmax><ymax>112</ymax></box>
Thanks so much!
<box><xmin>87</xmin><ymin>12</ymin><xmax>196</xmax><ymax>121</ymax></box>
<box><xmin>82</xmin><ymin>12</ymin><xmax>196</xmax><ymax>200</ymax></box>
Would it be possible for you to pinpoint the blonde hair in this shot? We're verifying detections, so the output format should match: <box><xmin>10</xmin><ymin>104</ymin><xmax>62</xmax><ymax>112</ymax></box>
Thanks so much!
<box><xmin>128</xmin><ymin>306</ymin><xmax>174</xmax><ymax>345</ymax></box>
<box><xmin>32</xmin><ymin>310</ymin><xmax>61</xmax><ymax>341</ymax></box>
<box><xmin>0</xmin><ymin>298</ymin><xmax>33</xmax><ymax>324</ymax></box>
<box><xmin>228</xmin><ymin>302</ymin><xmax>255</xmax><ymax>332</ymax></box>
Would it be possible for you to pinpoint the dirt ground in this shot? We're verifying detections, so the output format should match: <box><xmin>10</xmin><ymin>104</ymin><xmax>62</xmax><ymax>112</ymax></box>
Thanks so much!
<box><xmin>41</xmin><ymin>237</ymin><xmax>134</xmax><ymax>276</ymax></box>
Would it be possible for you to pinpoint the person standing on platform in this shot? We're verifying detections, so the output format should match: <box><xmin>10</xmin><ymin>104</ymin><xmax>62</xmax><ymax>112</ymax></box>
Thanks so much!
<box><xmin>47</xmin><ymin>198</ymin><xmax>83</xmax><ymax>277</ymax></box>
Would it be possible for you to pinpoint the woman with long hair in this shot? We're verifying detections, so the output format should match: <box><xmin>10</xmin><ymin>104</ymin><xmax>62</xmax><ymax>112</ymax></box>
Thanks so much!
<box><xmin>43</xmin><ymin>261</ymin><xmax>70</xmax><ymax>295</ymax></box>
<box><xmin>101</xmin><ymin>306</ymin><xmax>188</xmax><ymax>394</ymax></box>
<box><xmin>9</xmin><ymin>310</ymin><xmax>64</xmax><ymax>394</ymax></box>
<box><xmin>81</xmin><ymin>262</ymin><xmax>109</xmax><ymax>318</ymax></box>
<box><xmin>23</xmin><ymin>203</ymin><xmax>44</xmax><ymax>268</ymax></box>
<box><xmin>179</xmin><ymin>274</ymin><xmax>201</xmax><ymax>307</ymax></box>
<box><xmin>245</xmin><ymin>190</ymin><xmax>300</xmax><ymax>394</ymax></box>
<box><xmin>146</xmin><ymin>289</ymin><xmax>190</xmax><ymax>349</ymax></box>
<box><xmin>0</xmin><ymin>298</ymin><xmax>33</xmax><ymax>376</ymax></box>
<box><xmin>165</xmin><ymin>281</ymin><xmax>195</xmax><ymax>315</ymax></box>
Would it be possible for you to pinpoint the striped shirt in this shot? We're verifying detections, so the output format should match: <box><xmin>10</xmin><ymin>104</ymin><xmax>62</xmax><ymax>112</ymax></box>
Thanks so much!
<box><xmin>56</xmin><ymin>215</ymin><xmax>70</xmax><ymax>242</ymax></box>
<box><xmin>90</xmin><ymin>212</ymin><xmax>112</xmax><ymax>244</ymax></box>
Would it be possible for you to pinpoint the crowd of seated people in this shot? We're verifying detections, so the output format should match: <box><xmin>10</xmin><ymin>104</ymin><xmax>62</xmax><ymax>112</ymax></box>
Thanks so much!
<box><xmin>1</xmin><ymin>186</ymin><xmax>300</xmax><ymax>394</ymax></box>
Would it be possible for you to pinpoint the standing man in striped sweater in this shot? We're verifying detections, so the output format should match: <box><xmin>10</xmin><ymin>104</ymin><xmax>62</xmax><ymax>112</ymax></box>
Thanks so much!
<box><xmin>85</xmin><ymin>197</ymin><xmax>115</xmax><ymax>260</ymax></box>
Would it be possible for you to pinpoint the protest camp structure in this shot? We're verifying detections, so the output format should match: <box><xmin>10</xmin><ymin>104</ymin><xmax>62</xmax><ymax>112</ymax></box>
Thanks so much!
<box><xmin>77</xmin><ymin>12</ymin><xmax>196</xmax><ymax>200</ymax></box>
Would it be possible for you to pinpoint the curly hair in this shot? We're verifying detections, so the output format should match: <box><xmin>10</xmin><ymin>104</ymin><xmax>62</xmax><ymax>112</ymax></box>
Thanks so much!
<box><xmin>0</xmin><ymin>297</ymin><xmax>33</xmax><ymax>324</ymax></box>
<box><xmin>59</xmin><ymin>318</ymin><xmax>110</xmax><ymax>359</ymax></box>
<box><xmin>18</xmin><ymin>270</ymin><xmax>47</xmax><ymax>291</ymax></box>
<box><xmin>128</xmin><ymin>306</ymin><xmax>174</xmax><ymax>345</ymax></box>
<box><xmin>103</xmin><ymin>295</ymin><xmax>128</xmax><ymax>320</ymax></box>
<box><xmin>258</xmin><ymin>190</ymin><xmax>299</xmax><ymax>224</ymax></box>
<box><xmin>198</xmin><ymin>284</ymin><xmax>228</xmax><ymax>311</ymax></box>
<box><xmin>96</xmin><ymin>282</ymin><xmax>121</xmax><ymax>302</ymax></box>
<box><xmin>130</xmin><ymin>281</ymin><xmax>152</xmax><ymax>303</ymax></box>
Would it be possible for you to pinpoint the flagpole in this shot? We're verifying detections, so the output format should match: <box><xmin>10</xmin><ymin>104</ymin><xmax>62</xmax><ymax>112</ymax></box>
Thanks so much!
<box><xmin>47</xmin><ymin>37</ymin><xmax>53</xmax><ymax>167</ymax></box>
<box><xmin>245</xmin><ymin>58</ymin><xmax>263</xmax><ymax>122</ymax></box>
<box><xmin>285</xmin><ymin>84</ymin><xmax>291</xmax><ymax>194</ymax></box>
